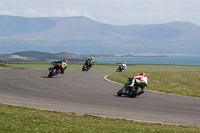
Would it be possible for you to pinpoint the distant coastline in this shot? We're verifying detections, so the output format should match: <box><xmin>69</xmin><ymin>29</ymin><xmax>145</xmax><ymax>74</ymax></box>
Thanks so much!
<box><xmin>94</xmin><ymin>55</ymin><xmax>200</xmax><ymax>66</ymax></box>
<box><xmin>1</xmin><ymin>51</ymin><xmax>200</xmax><ymax>62</ymax></box>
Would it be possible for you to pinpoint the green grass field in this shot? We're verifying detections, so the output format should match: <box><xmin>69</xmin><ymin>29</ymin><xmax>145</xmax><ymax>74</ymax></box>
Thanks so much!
<box><xmin>1</xmin><ymin>104</ymin><xmax>200</xmax><ymax>133</ymax></box>
<box><xmin>0</xmin><ymin>61</ymin><xmax>200</xmax><ymax>132</ymax></box>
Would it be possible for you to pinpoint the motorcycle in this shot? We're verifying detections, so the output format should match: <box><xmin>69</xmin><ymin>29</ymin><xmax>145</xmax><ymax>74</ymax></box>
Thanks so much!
<box><xmin>48</xmin><ymin>62</ymin><xmax>61</xmax><ymax>77</ymax></box>
<box><xmin>117</xmin><ymin>79</ymin><xmax>146</xmax><ymax>98</ymax></box>
<box><xmin>116</xmin><ymin>64</ymin><xmax>125</xmax><ymax>72</ymax></box>
<box><xmin>82</xmin><ymin>60</ymin><xmax>92</xmax><ymax>71</ymax></box>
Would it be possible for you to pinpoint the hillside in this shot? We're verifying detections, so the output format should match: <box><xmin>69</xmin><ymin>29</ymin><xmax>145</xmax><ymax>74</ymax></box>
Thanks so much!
<box><xmin>0</xmin><ymin>15</ymin><xmax>200</xmax><ymax>54</ymax></box>
<box><xmin>0</xmin><ymin>51</ymin><xmax>134</xmax><ymax>62</ymax></box>
<box><xmin>10</xmin><ymin>51</ymin><xmax>84</xmax><ymax>61</ymax></box>
<box><xmin>0</xmin><ymin>53</ymin><xmax>37</xmax><ymax>61</ymax></box>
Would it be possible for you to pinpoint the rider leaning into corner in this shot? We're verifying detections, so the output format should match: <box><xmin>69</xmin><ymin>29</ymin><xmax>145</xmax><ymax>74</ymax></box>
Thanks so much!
<box><xmin>54</xmin><ymin>59</ymin><xmax>68</xmax><ymax>74</ymax></box>
<box><xmin>125</xmin><ymin>73</ymin><xmax>147</xmax><ymax>94</ymax></box>
<box><xmin>86</xmin><ymin>57</ymin><xmax>95</xmax><ymax>69</ymax></box>
<box><xmin>121</xmin><ymin>62</ymin><xmax>127</xmax><ymax>71</ymax></box>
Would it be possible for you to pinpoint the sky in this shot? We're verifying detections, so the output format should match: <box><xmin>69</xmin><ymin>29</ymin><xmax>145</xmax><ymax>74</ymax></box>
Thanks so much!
<box><xmin>0</xmin><ymin>0</ymin><xmax>200</xmax><ymax>26</ymax></box>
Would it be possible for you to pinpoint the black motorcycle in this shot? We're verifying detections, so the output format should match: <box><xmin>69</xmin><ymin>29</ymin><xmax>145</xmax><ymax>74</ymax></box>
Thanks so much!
<box><xmin>117</xmin><ymin>79</ymin><xmax>146</xmax><ymax>98</ymax></box>
<box><xmin>82</xmin><ymin>60</ymin><xmax>91</xmax><ymax>71</ymax></box>
<box><xmin>48</xmin><ymin>62</ymin><xmax>60</xmax><ymax>77</ymax></box>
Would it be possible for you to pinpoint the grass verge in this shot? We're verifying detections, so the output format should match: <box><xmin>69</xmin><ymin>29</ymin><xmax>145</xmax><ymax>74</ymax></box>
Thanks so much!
<box><xmin>0</xmin><ymin>103</ymin><xmax>200</xmax><ymax>133</ymax></box>
<box><xmin>107</xmin><ymin>71</ymin><xmax>200</xmax><ymax>98</ymax></box>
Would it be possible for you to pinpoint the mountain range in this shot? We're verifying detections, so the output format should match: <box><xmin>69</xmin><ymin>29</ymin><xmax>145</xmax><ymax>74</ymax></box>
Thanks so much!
<box><xmin>0</xmin><ymin>51</ymin><xmax>83</xmax><ymax>62</ymax></box>
<box><xmin>0</xmin><ymin>15</ymin><xmax>200</xmax><ymax>54</ymax></box>
<box><xmin>0</xmin><ymin>51</ymin><xmax>167</xmax><ymax>62</ymax></box>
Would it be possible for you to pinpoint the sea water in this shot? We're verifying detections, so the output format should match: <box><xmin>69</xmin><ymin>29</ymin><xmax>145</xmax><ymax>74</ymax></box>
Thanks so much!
<box><xmin>95</xmin><ymin>55</ymin><xmax>200</xmax><ymax>66</ymax></box>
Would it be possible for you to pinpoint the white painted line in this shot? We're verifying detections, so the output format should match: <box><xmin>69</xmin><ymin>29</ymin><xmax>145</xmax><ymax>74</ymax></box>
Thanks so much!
<box><xmin>104</xmin><ymin>75</ymin><xmax>123</xmax><ymax>86</ymax></box>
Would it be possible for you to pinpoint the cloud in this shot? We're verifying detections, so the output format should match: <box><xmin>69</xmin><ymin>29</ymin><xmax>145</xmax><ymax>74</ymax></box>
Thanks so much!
<box><xmin>53</xmin><ymin>8</ymin><xmax>93</xmax><ymax>19</ymax></box>
<box><xmin>0</xmin><ymin>10</ymin><xmax>16</xmax><ymax>16</ymax></box>
<box><xmin>26</xmin><ymin>8</ymin><xmax>38</xmax><ymax>16</ymax></box>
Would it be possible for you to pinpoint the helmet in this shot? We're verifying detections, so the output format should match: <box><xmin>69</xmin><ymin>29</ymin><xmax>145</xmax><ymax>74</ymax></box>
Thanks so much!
<box><xmin>63</xmin><ymin>59</ymin><xmax>67</xmax><ymax>62</ymax></box>
<box><xmin>90</xmin><ymin>57</ymin><xmax>93</xmax><ymax>59</ymax></box>
<box><xmin>140</xmin><ymin>73</ymin><xmax>146</xmax><ymax>77</ymax></box>
<box><xmin>124</xmin><ymin>62</ymin><xmax>126</xmax><ymax>65</ymax></box>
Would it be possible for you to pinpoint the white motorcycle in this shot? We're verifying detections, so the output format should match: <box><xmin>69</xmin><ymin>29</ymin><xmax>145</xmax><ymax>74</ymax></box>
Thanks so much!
<box><xmin>116</xmin><ymin>64</ymin><xmax>126</xmax><ymax>72</ymax></box>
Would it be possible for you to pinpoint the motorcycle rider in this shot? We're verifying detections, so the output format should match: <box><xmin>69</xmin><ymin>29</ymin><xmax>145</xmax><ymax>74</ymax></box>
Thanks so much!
<box><xmin>86</xmin><ymin>57</ymin><xmax>94</xmax><ymax>69</ymax></box>
<box><xmin>121</xmin><ymin>62</ymin><xmax>127</xmax><ymax>71</ymax></box>
<box><xmin>124</xmin><ymin>73</ymin><xmax>147</xmax><ymax>94</ymax></box>
<box><xmin>54</xmin><ymin>59</ymin><xmax>68</xmax><ymax>74</ymax></box>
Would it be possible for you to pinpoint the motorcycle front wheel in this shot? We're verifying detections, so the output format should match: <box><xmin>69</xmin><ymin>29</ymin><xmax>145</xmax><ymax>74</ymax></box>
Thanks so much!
<box><xmin>117</xmin><ymin>88</ymin><xmax>124</xmax><ymax>96</ymax></box>
<box><xmin>82</xmin><ymin>67</ymin><xmax>85</xmax><ymax>71</ymax></box>
<box><xmin>48</xmin><ymin>68</ymin><xmax>56</xmax><ymax>77</ymax></box>
<box><xmin>48</xmin><ymin>72</ymin><xmax>53</xmax><ymax>77</ymax></box>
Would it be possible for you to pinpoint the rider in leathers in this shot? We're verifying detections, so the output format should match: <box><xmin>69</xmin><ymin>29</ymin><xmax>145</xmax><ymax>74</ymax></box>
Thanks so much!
<box><xmin>86</xmin><ymin>57</ymin><xmax>94</xmax><ymax>69</ymax></box>
<box><xmin>54</xmin><ymin>59</ymin><xmax>68</xmax><ymax>74</ymax></box>
<box><xmin>124</xmin><ymin>73</ymin><xmax>147</xmax><ymax>94</ymax></box>
<box><xmin>121</xmin><ymin>62</ymin><xmax>127</xmax><ymax>71</ymax></box>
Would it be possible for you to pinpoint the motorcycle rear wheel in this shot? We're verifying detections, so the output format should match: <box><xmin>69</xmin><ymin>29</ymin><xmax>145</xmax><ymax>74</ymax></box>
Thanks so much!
<box><xmin>129</xmin><ymin>87</ymin><xmax>142</xmax><ymax>98</ymax></box>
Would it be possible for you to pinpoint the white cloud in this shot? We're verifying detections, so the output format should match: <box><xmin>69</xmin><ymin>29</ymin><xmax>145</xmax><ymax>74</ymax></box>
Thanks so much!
<box><xmin>0</xmin><ymin>10</ymin><xmax>16</xmax><ymax>16</ymax></box>
<box><xmin>54</xmin><ymin>11</ymin><xmax>63</xmax><ymax>17</ymax></box>
<box><xmin>65</xmin><ymin>8</ymin><xmax>83</xmax><ymax>17</ymax></box>
<box><xmin>53</xmin><ymin>8</ymin><xmax>93</xmax><ymax>19</ymax></box>
<box><xmin>26</xmin><ymin>8</ymin><xmax>38</xmax><ymax>16</ymax></box>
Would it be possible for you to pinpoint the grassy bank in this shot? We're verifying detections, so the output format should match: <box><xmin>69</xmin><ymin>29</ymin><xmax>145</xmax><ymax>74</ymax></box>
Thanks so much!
<box><xmin>107</xmin><ymin>71</ymin><xmax>200</xmax><ymax>98</ymax></box>
<box><xmin>1</xmin><ymin>104</ymin><xmax>199</xmax><ymax>133</ymax></box>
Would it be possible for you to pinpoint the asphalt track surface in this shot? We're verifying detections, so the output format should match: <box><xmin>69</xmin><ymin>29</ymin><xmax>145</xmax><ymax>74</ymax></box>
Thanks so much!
<box><xmin>0</xmin><ymin>69</ymin><xmax>200</xmax><ymax>127</ymax></box>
